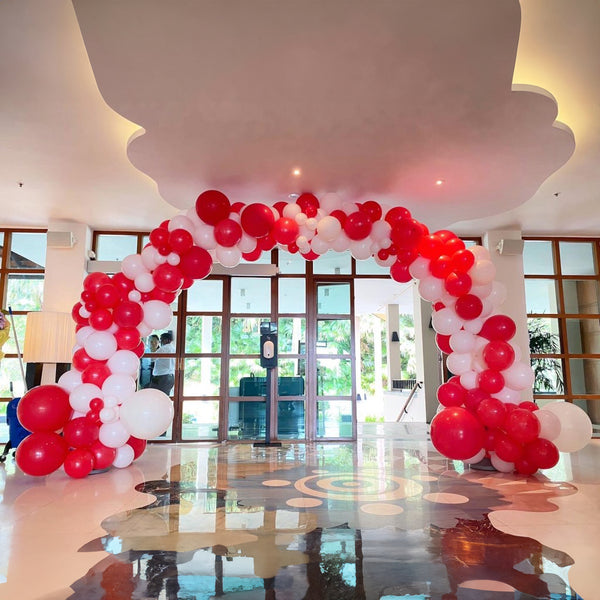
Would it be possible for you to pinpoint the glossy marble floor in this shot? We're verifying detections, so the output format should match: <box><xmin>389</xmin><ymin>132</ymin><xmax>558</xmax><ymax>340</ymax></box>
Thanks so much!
<box><xmin>1</xmin><ymin>423</ymin><xmax>599</xmax><ymax>600</ymax></box>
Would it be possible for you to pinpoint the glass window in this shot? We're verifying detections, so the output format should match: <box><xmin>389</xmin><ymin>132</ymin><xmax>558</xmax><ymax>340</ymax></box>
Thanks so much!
<box><xmin>317</xmin><ymin>319</ymin><xmax>351</xmax><ymax>354</ymax></box>
<box><xmin>181</xmin><ymin>400</ymin><xmax>219</xmax><ymax>440</ymax></box>
<box><xmin>185</xmin><ymin>316</ymin><xmax>222</xmax><ymax>353</ymax></box>
<box><xmin>565</xmin><ymin>318</ymin><xmax>600</xmax><ymax>354</ymax></box>
<box><xmin>523</xmin><ymin>240</ymin><xmax>554</xmax><ymax>275</ymax></box>
<box><xmin>524</xmin><ymin>279</ymin><xmax>558</xmax><ymax>314</ymax></box>
<box><xmin>561</xmin><ymin>279</ymin><xmax>600</xmax><ymax>314</ymax></box>
<box><xmin>230</xmin><ymin>317</ymin><xmax>264</xmax><ymax>355</ymax></box>
<box><xmin>278</xmin><ymin>278</ymin><xmax>306</xmax><ymax>313</ymax></box>
<box><xmin>146</xmin><ymin>317</ymin><xmax>178</xmax><ymax>348</ymax></box>
<box><xmin>278</xmin><ymin>358</ymin><xmax>306</xmax><ymax>380</ymax></box>
<box><xmin>531</xmin><ymin>358</ymin><xmax>564</xmax><ymax>394</ymax></box>
<box><xmin>228</xmin><ymin>401</ymin><xmax>265</xmax><ymax>440</ymax></box>
<box><xmin>528</xmin><ymin>318</ymin><xmax>561</xmax><ymax>354</ymax></box>
<box><xmin>355</xmin><ymin>257</ymin><xmax>391</xmax><ymax>275</ymax></box>
<box><xmin>95</xmin><ymin>234</ymin><xmax>138</xmax><ymax>261</ymax></box>
<box><xmin>6</xmin><ymin>274</ymin><xmax>44</xmax><ymax>311</ymax></box>
<box><xmin>559</xmin><ymin>242</ymin><xmax>597</xmax><ymax>276</ymax></box>
<box><xmin>277</xmin><ymin>318</ymin><xmax>306</xmax><ymax>354</ymax></box>
<box><xmin>317</xmin><ymin>283</ymin><xmax>350</xmax><ymax>315</ymax></box>
<box><xmin>0</xmin><ymin>358</ymin><xmax>27</xmax><ymax>399</ymax></box>
<box><xmin>9</xmin><ymin>232</ymin><xmax>46</xmax><ymax>268</ymax></box>
<box><xmin>317</xmin><ymin>400</ymin><xmax>353</xmax><ymax>438</ymax></box>
<box><xmin>231</xmin><ymin>278</ymin><xmax>271</xmax><ymax>313</ymax></box>
<box><xmin>278</xmin><ymin>250</ymin><xmax>306</xmax><ymax>274</ymax></box>
<box><xmin>317</xmin><ymin>358</ymin><xmax>352</xmax><ymax>396</ymax></box>
<box><xmin>182</xmin><ymin>357</ymin><xmax>221</xmax><ymax>396</ymax></box>
<box><xmin>277</xmin><ymin>401</ymin><xmax>305</xmax><ymax>439</ymax></box>
<box><xmin>1</xmin><ymin>314</ymin><xmax>27</xmax><ymax>355</ymax></box>
<box><xmin>313</xmin><ymin>250</ymin><xmax>352</xmax><ymax>275</ymax></box>
<box><xmin>187</xmin><ymin>279</ymin><xmax>223</xmax><ymax>312</ymax></box>
<box><xmin>570</xmin><ymin>358</ymin><xmax>600</xmax><ymax>394</ymax></box>
<box><xmin>230</xmin><ymin>360</ymin><xmax>266</xmax><ymax>393</ymax></box>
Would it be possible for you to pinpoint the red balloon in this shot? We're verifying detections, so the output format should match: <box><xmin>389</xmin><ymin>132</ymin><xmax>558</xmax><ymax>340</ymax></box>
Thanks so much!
<box><xmin>377</xmin><ymin>248</ymin><xmax>390</xmax><ymax>261</ymax></box>
<box><xmin>504</xmin><ymin>408</ymin><xmax>541</xmax><ymax>444</ymax></box>
<box><xmin>132</xmin><ymin>339</ymin><xmax>146</xmax><ymax>358</ymax></box>
<box><xmin>390</xmin><ymin>218</ymin><xmax>425</xmax><ymax>250</ymax></box>
<box><xmin>114</xmin><ymin>327</ymin><xmax>141</xmax><ymax>351</ymax></box>
<box><xmin>83</xmin><ymin>272</ymin><xmax>111</xmax><ymax>293</ymax></box>
<box><xmin>450</xmin><ymin>249</ymin><xmax>475</xmax><ymax>273</ymax></box>
<box><xmin>17</xmin><ymin>385</ymin><xmax>71</xmax><ymax>433</ymax></box>
<box><xmin>429</xmin><ymin>255</ymin><xmax>453</xmax><ymax>279</ymax></box>
<box><xmin>95</xmin><ymin>283</ymin><xmax>120</xmax><ymax>309</ymax></box>
<box><xmin>330</xmin><ymin>210</ymin><xmax>347</xmax><ymax>226</ymax></box>
<box><xmin>454</xmin><ymin>294</ymin><xmax>483</xmax><ymax>320</ymax></box>
<box><xmin>445</xmin><ymin>271</ymin><xmax>472</xmax><ymax>297</ymax></box>
<box><xmin>71</xmin><ymin>302</ymin><xmax>88</xmax><ymax>326</ymax></box>
<box><xmin>111</xmin><ymin>272</ymin><xmax>134</xmax><ymax>297</ymax></box>
<box><xmin>179</xmin><ymin>246</ymin><xmax>213</xmax><ymax>280</ymax></box>
<box><xmin>72</xmin><ymin>348</ymin><xmax>103</xmax><ymax>372</ymax></box>
<box><xmin>418</xmin><ymin>235</ymin><xmax>444</xmax><ymax>260</ymax></box>
<box><xmin>463</xmin><ymin>388</ymin><xmax>487</xmax><ymax>412</ymax></box>
<box><xmin>196</xmin><ymin>190</ymin><xmax>231</xmax><ymax>225</ymax></box>
<box><xmin>273</xmin><ymin>201</ymin><xmax>287</xmax><ymax>216</ymax></box>
<box><xmin>257</xmin><ymin>232</ymin><xmax>277</xmax><ymax>251</ymax></box>
<box><xmin>390</xmin><ymin>261</ymin><xmax>412</xmax><ymax>283</ymax></box>
<box><xmin>64</xmin><ymin>448</ymin><xmax>95</xmax><ymax>478</ymax></box>
<box><xmin>518</xmin><ymin>401</ymin><xmax>538</xmax><ymax>412</ymax></box>
<box><xmin>153</xmin><ymin>263</ymin><xmax>184</xmax><ymax>293</ymax></box>
<box><xmin>437</xmin><ymin>380</ymin><xmax>466</xmax><ymax>407</ymax></box>
<box><xmin>523</xmin><ymin>438</ymin><xmax>559</xmax><ymax>470</ymax></box>
<box><xmin>240</xmin><ymin>203</ymin><xmax>276</xmax><ymax>238</ymax></box>
<box><xmin>484</xmin><ymin>428</ymin><xmax>500</xmax><ymax>451</ymax></box>
<box><xmin>127</xmin><ymin>436</ymin><xmax>147</xmax><ymax>460</ymax></box>
<box><xmin>444</xmin><ymin>237</ymin><xmax>466</xmax><ymax>255</ymax></box>
<box><xmin>343</xmin><ymin>211</ymin><xmax>373</xmax><ymax>241</ymax></box>
<box><xmin>476</xmin><ymin>397</ymin><xmax>507</xmax><ymax>429</ymax></box>
<box><xmin>113</xmin><ymin>300</ymin><xmax>144</xmax><ymax>328</ymax></box>
<box><xmin>301</xmin><ymin>250</ymin><xmax>320</xmax><ymax>261</ymax></box>
<box><xmin>514</xmin><ymin>455</ymin><xmax>539</xmax><ymax>476</ymax></box>
<box><xmin>296</xmin><ymin>193</ymin><xmax>320</xmax><ymax>214</ymax></box>
<box><xmin>477</xmin><ymin>369</ymin><xmax>505</xmax><ymax>394</ymax></box>
<box><xmin>359</xmin><ymin>200</ymin><xmax>382</xmax><ymax>222</ymax></box>
<box><xmin>89</xmin><ymin>308</ymin><xmax>113</xmax><ymax>331</ymax></box>
<box><xmin>230</xmin><ymin>201</ymin><xmax>245</xmax><ymax>214</ymax></box>
<box><xmin>63</xmin><ymin>417</ymin><xmax>99</xmax><ymax>449</ymax></box>
<box><xmin>81</xmin><ymin>363</ymin><xmax>111</xmax><ymax>387</ymax></box>
<box><xmin>395</xmin><ymin>247</ymin><xmax>418</xmax><ymax>266</ymax></box>
<box><xmin>242</xmin><ymin>246</ymin><xmax>263</xmax><ymax>262</ymax></box>
<box><xmin>89</xmin><ymin>440</ymin><xmax>117</xmax><ymax>470</ymax></box>
<box><xmin>482</xmin><ymin>340</ymin><xmax>515</xmax><ymax>371</ymax></box>
<box><xmin>494</xmin><ymin>431</ymin><xmax>523</xmax><ymax>463</ymax></box>
<box><xmin>430</xmin><ymin>407</ymin><xmax>485</xmax><ymax>460</ymax></box>
<box><xmin>272</xmin><ymin>217</ymin><xmax>300</xmax><ymax>245</ymax></box>
<box><xmin>149</xmin><ymin>227</ymin><xmax>170</xmax><ymax>249</ymax></box>
<box><xmin>168</xmin><ymin>228</ymin><xmax>194</xmax><ymax>254</ymax></box>
<box><xmin>214</xmin><ymin>218</ymin><xmax>243</xmax><ymax>247</ymax></box>
<box><xmin>16</xmin><ymin>431</ymin><xmax>68</xmax><ymax>476</ymax></box>
<box><xmin>384</xmin><ymin>206</ymin><xmax>411</xmax><ymax>226</ymax></box>
<box><xmin>435</xmin><ymin>334</ymin><xmax>452</xmax><ymax>354</ymax></box>
<box><xmin>479</xmin><ymin>314</ymin><xmax>517</xmax><ymax>341</ymax></box>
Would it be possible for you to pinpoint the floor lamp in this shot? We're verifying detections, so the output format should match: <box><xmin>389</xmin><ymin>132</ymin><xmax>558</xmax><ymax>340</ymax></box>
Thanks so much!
<box><xmin>23</xmin><ymin>311</ymin><xmax>75</xmax><ymax>386</ymax></box>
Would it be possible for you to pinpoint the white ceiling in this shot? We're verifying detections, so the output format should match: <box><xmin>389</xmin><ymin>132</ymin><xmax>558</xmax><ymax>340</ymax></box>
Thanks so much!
<box><xmin>1</xmin><ymin>0</ymin><xmax>599</xmax><ymax>237</ymax></box>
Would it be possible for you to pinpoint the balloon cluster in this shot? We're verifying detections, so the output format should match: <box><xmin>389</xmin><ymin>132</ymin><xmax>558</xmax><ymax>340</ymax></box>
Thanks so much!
<box><xmin>14</xmin><ymin>190</ymin><xmax>592</xmax><ymax>477</ymax></box>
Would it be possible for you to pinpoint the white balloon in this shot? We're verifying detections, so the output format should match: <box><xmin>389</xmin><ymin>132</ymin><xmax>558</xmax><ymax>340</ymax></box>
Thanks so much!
<box><xmin>408</xmin><ymin>257</ymin><xmax>430</xmax><ymax>280</ymax></box>
<box><xmin>431</xmin><ymin>307</ymin><xmax>463</xmax><ymax>336</ymax></box>
<box><xmin>75</xmin><ymin>326</ymin><xmax>94</xmax><ymax>347</ymax></box>
<box><xmin>238</xmin><ymin>233</ymin><xmax>257</xmax><ymax>253</ymax></box>
<box><xmin>107</xmin><ymin>350</ymin><xmax>140</xmax><ymax>377</ymax></box>
<box><xmin>470</xmin><ymin>281</ymin><xmax>493</xmax><ymax>299</ymax></box>
<box><xmin>534</xmin><ymin>408</ymin><xmax>562</xmax><ymax>441</ymax></box>
<box><xmin>310</xmin><ymin>235</ymin><xmax>330</xmax><ymax>255</ymax></box>
<box><xmin>128</xmin><ymin>290</ymin><xmax>142</xmax><ymax>302</ymax></box>
<box><xmin>121</xmin><ymin>254</ymin><xmax>148</xmax><ymax>280</ymax></box>
<box><xmin>79</xmin><ymin>306</ymin><xmax>91</xmax><ymax>319</ymax></box>
<box><xmin>317</xmin><ymin>216</ymin><xmax>342</xmax><ymax>241</ymax></box>
<box><xmin>464</xmin><ymin>318</ymin><xmax>484</xmax><ymax>334</ymax></box>
<box><xmin>299</xmin><ymin>224</ymin><xmax>315</xmax><ymax>240</ymax></box>
<box><xmin>320</xmin><ymin>192</ymin><xmax>342</xmax><ymax>213</ymax></box>
<box><xmin>99</xmin><ymin>420</ymin><xmax>130</xmax><ymax>448</ymax></box>
<box><xmin>84</xmin><ymin>331</ymin><xmax>117</xmax><ymax>361</ymax></box>
<box><xmin>470</xmin><ymin>245</ymin><xmax>491</xmax><ymax>261</ymax></box>
<box><xmin>167</xmin><ymin>252</ymin><xmax>180</xmax><ymax>266</ymax></box>
<box><xmin>374</xmin><ymin>254</ymin><xmax>395</xmax><ymax>268</ymax></box>
<box><xmin>100</xmin><ymin>406</ymin><xmax>119</xmax><ymax>424</ymax></box>
<box><xmin>331</xmin><ymin>231</ymin><xmax>351</xmax><ymax>252</ymax></box>
<box><xmin>418</xmin><ymin>276</ymin><xmax>444</xmax><ymax>302</ymax></box>
<box><xmin>70</xmin><ymin>383</ymin><xmax>102</xmax><ymax>413</ymax></box>
<box><xmin>502</xmin><ymin>361</ymin><xmax>535</xmax><ymax>390</ymax></box>
<box><xmin>460</xmin><ymin>370</ymin><xmax>478</xmax><ymax>390</ymax></box>
<box><xmin>295</xmin><ymin>212</ymin><xmax>308</xmax><ymax>226</ymax></box>
<box><xmin>350</xmin><ymin>239</ymin><xmax>372</xmax><ymax>260</ymax></box>
<box><xmin>469</xmin><ymin>259</ymin><xmax>496</xmax><ymax>285</ymax></box>
<box><xmin>119</xmin><ymin>388</ymin><xmax>174</xmax><ymax>439</ymax></box>
<box><xmin>134</xmin><ymin>272</ymin><xmax>155</xmax><ymax>293</ymax></box>
<box><xmin>216</xmin><ymin>245</ymin><xmax>242</xmax><ymax>268</ymax></box>
<box><xmin>305</xmin><ymin>217</ymin><xmax>318</xmax><ymax>231</ymax></box>
<box><xmin>543</xmin><ymin>401</ymin><xmax>593</xmax><ymax>452</ymax></box>
<box><xmin>102</xmin><ymin>374</ymin><xmax>137</xmax><ymax>402</ymax></box>
<box><xmin>450</xmin><ymin>330</ymin><xmax>476</xmax><ymax>353</ymax></box>
<box><xmin>371</xmin><ymin>219</ymin><xmax>391</xmax><ymax>243</ymax></box>
<box><xmin>143</xmin><ymin>300</ymin><xmax>172</xmax><ymax>330</ymax></box>
<box><xmin>446</xmin><ymin>352</ymin><xmax>473</xmax><ymax>375</ymax></box>
<box><xmin>490</xmin><ymin>452</ymin><xmax>515</xmax><ymax>473</ymax></box>
<box><xmin>194</xmin><ymin>222</ymin><xmax>217</xmax><ymax>250</ymax></box>
<box><xmin>283</xmin><ymin>203</ymin><xmax>301</xmax><ymax>218</ymax></box>
<box><xmin>141</xmin><ymin>245</ymin><xmax>160</xmax><ymax>270</ymax></box>
<box><xmin>488</xmin><ymin>281</ymin><xmax>508</xmax><ymax>307</ymax></box>
<box><xmin>138</xmin><ymin>322</ymin><xmax>152</xmax><ymax>337</ymax></box>
<box><xmin>103</xmin><ymin>395</ymin><xmax>120</xmax><ymax>408</ymax></box>
<box><xmin>112</xmin><ymin>444</ymin><xmax>135</xmax><ymax>469</ymax></box>
<box><xmin>167</xmin><ymin>214</ymin><xmax>195</xmax><ymax>233</ymax></box>
<box><xmin>58</xmin><ymin>369</ymin><xmax>83</xmax><ymax>393</ymax></box>
<box><xmin>491</xmin><ymin>386</ymin><xmax>522</xmax><ymax>404</ymax></box>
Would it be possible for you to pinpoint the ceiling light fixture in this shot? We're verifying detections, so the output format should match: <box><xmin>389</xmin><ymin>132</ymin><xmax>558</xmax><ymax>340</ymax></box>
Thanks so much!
<box><xmin>292</xmin><ymin>168</ymin><xmax>301</xmax><ymax>177</ymax></box>
<box><xmin>435</xmin><ymin>179</ymin><xmax>445</xmax><ymax>186</ymax></box>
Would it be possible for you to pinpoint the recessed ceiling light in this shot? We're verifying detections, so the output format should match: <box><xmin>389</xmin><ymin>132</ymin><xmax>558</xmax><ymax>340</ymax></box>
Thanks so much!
<box><xmin>292</xmin><ymin>168</ymin><xmax>301</xmax><ymax>177</ymax></box>
<box><xmin>435</xmin><ymin>179</ymin><xmax>445</xmax><ymax>186</ymax></box>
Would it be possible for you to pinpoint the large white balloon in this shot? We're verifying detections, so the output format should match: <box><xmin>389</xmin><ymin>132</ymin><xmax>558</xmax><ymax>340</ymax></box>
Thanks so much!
<box><xmin>141</xmin><ymin>245</ymin><xmax>160</xmax><ymax>270</ymax></box>
<box><xmin>99</xmin><ymin>420</ymin><xmax>130</xmax><ymax>448</ymax></box>
<box><xmin>58</xmin><ymin>369</ymin><xmax>83</xmax><ymax>393</ymax></box>
<box><xmin>134</xmin><ymin>272</ymin><xmax>155</xmax><ymax>293</ymax></box>
<box><xmin>449</xmin><ymin>330</ymin><xmax>476</xmax><ymax>354</ymax></box>
<box><xmin>418</xmin><ymin>276</ymin><xmax>444</xmax><ymax>302</ymax></box>
<box><xmin>317</xmin><ymin>216</ymin><xmax>342</xmax><ymax>242</ymax></box>
<box><xmin>194</xmin><ymin>222</ymin><xmax>218</xmax><ymax>250</ymax></box>
<box><xmin>543</xmin><ymin>401</ymin><xmax>593</xmax><ymax>452</ymax></box>
<box><xmin>408</xmin><ymin>256</ymin><xmax>431</xmax><ymax>280</ymax></box>
<box><xmin>84</xmin><ymin>331</ymin><xmax>117</xmax><ymax>361</ymax></box>
<box><xmin>107</xmin><ymin>350</ymin><xmax>140</xmax><ymax>377</ymax></box>
<box><xmin>70</xmin><ymin>383</ymin><xmax>103</xmax><ymax>413</ymax></box>
<box><xmin>75</xmin><ymin>326</ymin><xmax>94</xmax><ymax>347</ymax></box>
<box><xmin>119</xmin><ymin>388</ymin><xmax>174</xmax><ymax>439</ymax></box>
<box><xmin>121</xmin><ymin>254</ymin><xmax>148</xmax><ymax>280</ymax></box>
<box><xmin>102</xmin><ymin>374</ymin><xmax>137</xmax><ymax>403</ymax></box>
<box><xmin>216</xmin><ymin>245</ymin><xmax>242</xmax><ymax>268</ymax></box>
<box><xmin>167</xmin><ymin>214</ymin><xmax>195</xmax><ymax>233</ymax></box>
<box><xmin>446</xmin><ymin>352</ymin><xmax>473</xmax><ymax>375</ymax></box>
<box><xmin>502</xmin><ymin>361</ymin><xmax>535</xmax><ymax>390</ymax></box>
<box><xmin>143</xmin><ymin>300</ymin><xmax>172</xmax><ymax>330</ymax></box>
<box><xmin>310</xmin><ymin>235</ymin><xmax>330</xmax><ymax>255</ymax></box>
<box><xmin>331</xmin><ymin>232</ymin><xmax>351</xmax><ymax>252</ymax></box>
<box><xmin>534</xmin><ymin>408</ymin><xmax>562</xmax><ymax>441</ymax></box>
<box><xmin>469</xmin><ymin>260</ymin><xmax>496</xmax><ymax>286</ymax></box>
<box><xmin>431</xmin><ymin>307</ymin><xmax>463</xmax><ymax>336</ymax></box>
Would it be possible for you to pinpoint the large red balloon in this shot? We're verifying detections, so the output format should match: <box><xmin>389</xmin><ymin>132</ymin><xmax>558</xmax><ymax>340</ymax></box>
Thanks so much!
<box><xmin>359</xmin><ymin>200</ymin><xmax>382</xmax><ymax>223</ymax></box>
<box><xmin>114</xmin><ymin>327</ymin><xmax>141</xmax><ymax>351</ymax></box>
<box><xmin>16</xmin><ymin>431</ymin><xmax>68</xmax><ymax>476</ymax></box>
<box><xmin>272</xmin><ymin>217</ymin><xmax>300</xmax><ymax>245</ymax></box>
<box><xmin>89</xmin><ymin>308</ymin><xmax>113</xmax><ymax>331</ymax></box>
<box><xmin>63</xmin><ymin>417</ymin><xmax>100</xmax><ymax>449</ymax></box>
<box><xmin>479</xmin><ymin>314</ymin><xmax>517</xmax><ymax>341</ymax></box>
<box><xmin>113</xmin><ymin>300</ymin><xmax>144</xmax><ymax>328</ymax></box>
<box><xmin>168</xmin><ymin>228</ymin><xmax>194</xmax><ymax>254</ymax></box>
<box><xmin>477</xmin><ymin>369</ymin><xmax>505</xmax><ymax>394</ymax></box>
<box><xmin>523</xmin><ymin>438</ymin><xmax>559</xmax><ymax>470</ymax></box>
<box><xmin>64</xmin><ymin>448</ymin><xmax>95</xmax><ymax>478</ymax></box>
<box><xmin>494</xmin><ymin>431</ymin><xmax>523</xmax><ymax>463</ymax></box>
<box><xmin>390</xmin><ymin>261</ymin><xmax>412</xmax><ymax>283</ymax></box>
<box><xmin>450</xmin><ymin>249</ymin><xmax>475</xmax><ymax>273</ymax></box>
<box><xmin>437</xmin><ymin>380</ymin><xmax>466</xmax><ymax>407</ymax></box>
<box><xmin>429</xmin><ymin>255</ymin><xmax>453</xmax><ymax>279</ymax></box>
<box><xmin>418</xmin><ymin>235</ymin><xmax>444</xmax><ymax>260</ymax></box>
<box><xmin>214</xmin><ymin>218</ymin><xmax>243</xmax><ymax>247</ymax></box>
<box><xmin>476</xmin><ymin>397</ymin><xmax>507</xmax><ymax>429</ymax></box>
<box><xmin>390</xmin><ymin>218</ymin><xmax>425</xmax><ymax>250</ymax></box>
<box><xmin>89</xmin><ymin>440</ymin><xmax>117</xmax><ymax>470</ymax></box>
<box><xmin>504</xmin><ymin>408</ymin><xmax>541</xmax><ymax>444</ymax></box>
<box><xmin>483</xmin><ymin>340</ymin><xmax>515</xmax><ymax>371</ymax></box>
<box><xmin>153</xmin><ymin>263</ymin><xmax>184</xmax><ymax>293</ymax></box>
<box><xmin>385</xmin><ymin>206</ymin><xmax>411</xmax><ymax>226</ymax></box>
<box><xmin>445</xmin><ymin>271</ymin><xmax>472</xmax><ymax>297</ymax></box>
<box><xmin>71</xmin><ymin>302</ymin><xmax>88</xmax><ymax>326</ymax></box>
<box><xmin>454</xmin><ymin>294</ymin><xmax>483</xmax><ymax>320</ymax></box>
<box><xmin>196</xmin><ymin>190</ymin><xmax>231</xmax><ymax>225</ymax></box>
<box><xmin>343</xmin><ymin>211</ymin><xmax>372</xmax><ymax>240</ymax></box>
<box><xmin>179</xmin><ymin>246</ymin><xmax>213</xmax><ymax>280</ymax></box>
<box><xmin>240</xmin><ymin>203</ymin><xmax>276</xmax><ymax>238</ymax></box>
<box><xmin>430</xmin><ymin>407</ymin><xmax>485</xmax><ymax>460</ymax></box>
<box><xmin>95</xmin><ymin>283</ymin><xmax>120</xmax><ymax>309</ymax></box>
<box><xmin>81</xmin><ymin>362</ymin><xmax>111</xmax><ymax>387</ymax></box>
<box><xmin>17</xmin><ymin>385</ymin><xmax>71</xmax><ymax>433</ymax></box>
<box><xmin>296</xmin><ymin>193</ymin><xmax>320</xmax><ymax>216</ymax></box>
<box><xmin>83</xmin><ymin>272</ymin><xmax>111</xmax><ymax>293</ymax></box>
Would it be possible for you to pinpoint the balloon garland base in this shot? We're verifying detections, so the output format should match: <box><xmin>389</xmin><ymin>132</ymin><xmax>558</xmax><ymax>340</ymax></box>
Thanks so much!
<box><xmin>468</xmin><ymin>457</ymin><xmax>497</xmax><ymax>471</ymax></box>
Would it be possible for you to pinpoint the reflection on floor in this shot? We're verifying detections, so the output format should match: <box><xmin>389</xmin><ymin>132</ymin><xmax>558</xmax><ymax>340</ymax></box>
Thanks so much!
<box><xmin>1</xmin><ymin>423</ymin><xmax>599</xmax><ymax>599</ymax></box>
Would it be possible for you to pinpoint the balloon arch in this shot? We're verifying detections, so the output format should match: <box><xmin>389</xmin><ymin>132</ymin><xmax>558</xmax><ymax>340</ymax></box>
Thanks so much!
<box><xmin>15</xmin><ymin>191</ymin><xmax>592</xmax><ymax>478</ymax></box>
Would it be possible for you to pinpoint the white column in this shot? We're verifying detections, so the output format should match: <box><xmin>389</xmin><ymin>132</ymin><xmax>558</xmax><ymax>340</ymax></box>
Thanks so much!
<box><xmin>386</xmin><ymin>304</ymin><xmax>401</xmax><ymax>388</ymax></box>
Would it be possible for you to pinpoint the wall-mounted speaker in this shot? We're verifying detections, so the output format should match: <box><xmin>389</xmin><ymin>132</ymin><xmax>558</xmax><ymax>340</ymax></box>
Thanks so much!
<box><xmin>496</xmin><ymin>238</ymin><xmax>524</xmax><ymax>255</ymax></box>
<box><xmin>47</xmin><ymin>231</ymin><xmax>76</xmax><ymax>248</ymax></box>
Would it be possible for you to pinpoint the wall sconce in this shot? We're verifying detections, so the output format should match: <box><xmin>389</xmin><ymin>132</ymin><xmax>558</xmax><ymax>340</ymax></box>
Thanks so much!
<box><xmin>391</xmin><ymin>331</ymin><xmax>400</xmax><ymax>342</ymax></box>
<box><xmin>23</xmin><ymin>311</ymin><xmax>75</xmax><ymax>385</ymax></box>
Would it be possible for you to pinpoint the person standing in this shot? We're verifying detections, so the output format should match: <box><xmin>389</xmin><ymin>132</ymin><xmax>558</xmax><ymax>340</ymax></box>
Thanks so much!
<box><xmin>150</xmin><ymin>331</ymin><xmax>175</xmax><ymax>395</ymax></box>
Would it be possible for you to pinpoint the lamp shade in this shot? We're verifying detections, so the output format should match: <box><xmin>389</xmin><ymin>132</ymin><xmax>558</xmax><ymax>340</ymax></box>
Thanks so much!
<box><xmin>23</xmin><ymin>311</ymin><xmax>75</xmax><ymax>363</ymax></box>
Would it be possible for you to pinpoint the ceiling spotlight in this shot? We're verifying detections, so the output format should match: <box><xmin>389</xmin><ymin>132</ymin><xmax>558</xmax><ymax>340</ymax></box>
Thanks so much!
<box><xmin>292</xmin><ymin>168</ymin><xmax>301</xmax><ymax>177</ymax></box>
<box><xmin>435</xmin><ymin>179</ymin><xmax>445</xmax><ymax>186</ymax></box>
